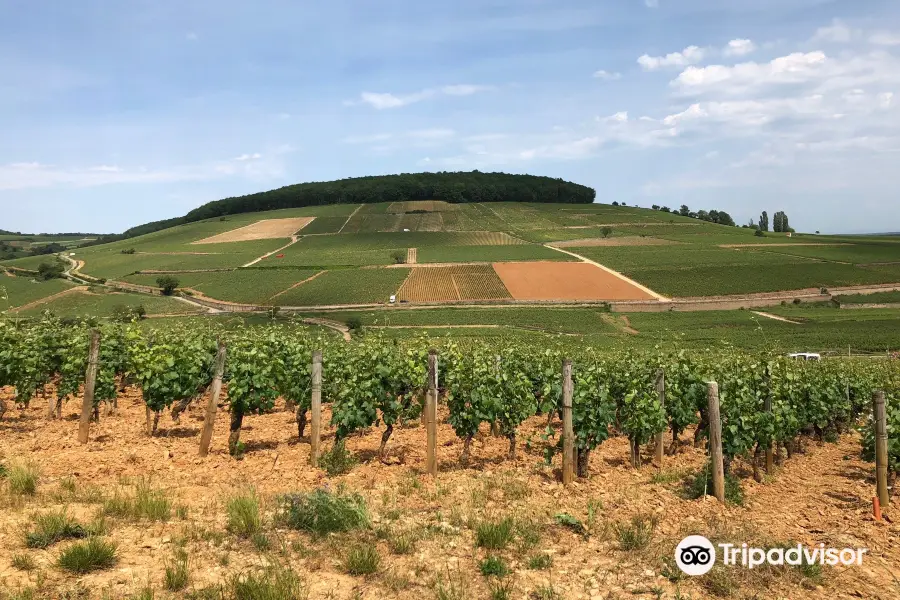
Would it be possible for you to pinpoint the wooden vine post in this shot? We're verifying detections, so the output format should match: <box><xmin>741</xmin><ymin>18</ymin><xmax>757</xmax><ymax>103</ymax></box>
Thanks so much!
<box><xmin>310</xmin><ymin>350</ymin><xmax>323</xmax><ymax>467</ymax></box>
<box><xmin>77</xmin><ymin>330</ymin><xmax>101</xmax><ymax>444</ymax></box>
<box><xmin>425</xmin><ymin>349</ymin><xmax>438</xmax><ymax>477</ymax></box>
<box><xmin>198</xmin><ymin>339</ymin><xmax>227</xmax><ymax>457</ymax></box>
<box><xmin>562</xmin><ymin>359</ymin><xmax>575</xmax><ymax>486</ymax></box>
<box><xmin>873</xmin><ymin>390</ymin><xmax>889</xmax><ymax>509</ymax></box>
<box><xmin>707</xmin><ymin>381</ymin><xmax>726</xmax><ymax>503</ymax></box>
<box><xmin>764</xmin><ymin>393</ymin><xmax>775</xmax><ymax>474</ymax></box>
<box><xmin>654</xmin><ymin>369</ymin><xmax>665</xmax><ymax>466</ymax></box>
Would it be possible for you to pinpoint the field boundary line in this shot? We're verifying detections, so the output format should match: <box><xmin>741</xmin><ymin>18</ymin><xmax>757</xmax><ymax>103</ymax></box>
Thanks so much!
<box><xmin>8</xmin><ymin>285</ymin><xmax>87</xmax><ymax>313</ymax></box>
<box><xmin>543</xmin><ymin>245</ymin><xmax>670</xmax><ymax>301</ymax></box>
<box><xmin>242</xmin><ymin>236</ymin><xmax>300</xmax><ymax>268</ymax></box>
<box><xmin>337</xmin><ymin>204</ymin><xmax>365</xmax><ymax>234</ymax></box>
<box><xmin>450</xmin><ymin>275</ymin><xmax>462</xmax><ymax>300</ymax></box>
<box><xmin>269</xmin><ymin>270</ymin><xmax>327</xmax><ymax>300</ymax></box>
<box><xmin>752</xmin><ymin>311</ymin><xmax>802</xmax><ymax>324</ymax></box>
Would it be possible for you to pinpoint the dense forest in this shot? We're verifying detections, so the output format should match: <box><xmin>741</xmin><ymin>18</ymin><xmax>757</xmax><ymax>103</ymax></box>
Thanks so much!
<box><xmin>88</xmin><ymin>172</ymin><xmax>595</xmax><ymax>244</ymax></box>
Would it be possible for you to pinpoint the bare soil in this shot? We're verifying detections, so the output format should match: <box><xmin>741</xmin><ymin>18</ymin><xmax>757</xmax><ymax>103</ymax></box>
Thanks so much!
<box><xmin>0</xmin><ymin>386</ymin><xmax>897</xmax><ymax>599</ymax></box>
<box><xmin>193</xmin><ymin>219</ymin><xmax>315</xmax><ymax>245</ymax></box>
<box><xmin>494</xmin><ymin>262</ymin><xmax>656</xmax><ymax>301</ymax></box>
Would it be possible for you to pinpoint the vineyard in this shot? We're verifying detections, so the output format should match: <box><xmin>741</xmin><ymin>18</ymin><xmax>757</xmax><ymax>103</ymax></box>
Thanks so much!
<box><xmin>1</xmin><ymin>317</ymin><xmax>898</xmax><ymax>599</ymax></box>
<box><xmin>2</xmin><ymin>317</ymin><xmax>897</xmax><ymax>479</ymax></box>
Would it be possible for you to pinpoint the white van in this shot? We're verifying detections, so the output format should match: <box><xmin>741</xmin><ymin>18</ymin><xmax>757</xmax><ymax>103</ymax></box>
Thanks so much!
<box><xmin>788</xmin><ymin>352</ymin><xmax>821</xmax><ymax>361</ymax></box>
<box><xmin>389</xmin><ymin>295</ymin><xmax>397</xmax><ymax>304</ymax></box>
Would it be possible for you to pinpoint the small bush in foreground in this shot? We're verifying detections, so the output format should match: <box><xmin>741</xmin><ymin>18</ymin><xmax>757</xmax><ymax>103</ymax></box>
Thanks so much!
<box><xmin>343</xmin><ymin>542</ymin><xmax>381</xmax><ymax>575</ymax></box>
<box><xmin>277</xmin><ymin>488</ymin><xmax>368</xmax><ymax>536</ymax></box>
<box><xmin>475</xmin><ymin>517</ymin><xmax>515</xmax><ymax>550</ymax></box>
<box><xmin>228</xmin><ymin>566</ymin><xmax>307</xmax><ymax>600</ymax></box>
<box><xmin>7</xmin><ymin>461</ymin><xmax>39</xmax><ymax>496</ymax></box>
<box><xmin>58</xmin><ymin>537</ymin><xmax>118</xmax><ymax>574</ymax></box>
<box><xmin>25</xmin><ymin>509</ymin><xmax>87</xmax><ymax>548</ymax></box>
<box><xmin>318</xmin><ymin>440</ymin><xmax>357</xmax><ymax>476</ymax></box>
<box><xmin>227</xmin><ymin>490</ymin><xmax>262</xmax><ymax>538</ymax></box>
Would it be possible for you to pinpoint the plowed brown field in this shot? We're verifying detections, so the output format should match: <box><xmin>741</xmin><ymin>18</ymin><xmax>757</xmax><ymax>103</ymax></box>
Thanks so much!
<box><xmin>494</xmin><ymin>261</ymin><xmax>656</xmax><ymax>301</ymax></box>
<box><xmin>193</xmin><ymin>218</ymin><xmax>314</xmax><ymax>244</ymax></box>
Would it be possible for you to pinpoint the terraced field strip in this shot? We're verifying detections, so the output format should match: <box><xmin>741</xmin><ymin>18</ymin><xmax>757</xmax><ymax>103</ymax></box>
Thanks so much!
<box><xmin>407</xmin><ymin>248</ymin><xmax>418</xmax><ymax>264</ymax></box>
<box><xmin>193</xmin><ymin>217</ymin><xmax>314</xmax><ymax>244</ymax></box>
<box><xmin>551</xmin><ymin>236</ymin><xmax>679</xmax><ymax>248</ymax></box>
<box><xmin>397</xmin><ymin>265</ymin><xmax>512</xmax><ymax>302</ymax></box>
<box><xmin>270</xmin><ymin>270</ymin><xmax>327</xmax><ymax>300</ymax></box>
<box><xmin>387</xmin><ymin>200</ymin><xmax>456</xmax><ymax>213</ymax></box>
<box><xmin>337</xmin><ymin>204</ymin><xmax>364</xmax><ymax>233</ymax></box>
<box><xmin>242</xmin><ymin>235</ymin><xmax>301</xmax><ymax>267</ymax></box>
<box><xmin>8</xmin><ymin>286</ymin><xmax>88</xmax><ymax>313</ymax></box>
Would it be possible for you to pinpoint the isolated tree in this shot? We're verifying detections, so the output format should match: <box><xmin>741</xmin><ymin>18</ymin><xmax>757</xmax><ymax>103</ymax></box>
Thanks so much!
<box><xmin>759</xmin><ymin>211</ymin><xmax>769</xmax><ymax>232</ymax></box>
<box><xmin>782</xmin><ymin>213</ymin><xmax>791</xmax><ymax>232</ymax></box>
<box><xmin>390</xmin><ymin>250</ymin><xmax>406</xmax><ymax>264</ymax></box>
<box><xmin>773</xmin><ymin>212</ymin><xmax>784</xmax><ymax>233</ymax></box>
<box><xmin>678</xmin><ymin>205</ymin><xmax>691</xmax><ymax>217</ymax></box>
<box><xmin>600</xmin><ymin>227</ymin><xmax>613</xmax><ymax>239</ymax></box>
<box><xmin>37</xmin><ymin>260</ymin><xmax>65</xmax><ymax>280</ymax></box>
<box><xmin>651</xmin><ymin>204</ymin><xmax>660</xmax><ymax>210</ymax></box>
<box><xmin>156</xmin><ymin>276</ymin><xmax>180</xmax><ymax>296</ymax></box>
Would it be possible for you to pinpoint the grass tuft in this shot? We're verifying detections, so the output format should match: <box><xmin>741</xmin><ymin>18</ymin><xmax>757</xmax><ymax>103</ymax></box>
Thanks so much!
<box><xmin>103</xmin><ymin>479</ymin><xmax>171</xmax><ymax>521</ymax></box>
<box><xmin>388</xmin><ymin>531</ymin><xmax>417</xmax><ymax>555</ymax></box>
<box><xmin>277</xmin><ymin>488</ymin><xmax>368</xmax><ymax>536</ymax></box>
<box><xmin>25</xmin><ymin>509</ymin><xmax>88</xmax><ymax>548</ymax></box>
<box><xmin>57</xmin><ymin>537</ymin><xmax>118</xmax><ymax>574</ymax></box>
<box><xmin>343</xmin><ymin>542</ymin><xmax>381</xmax><ymax>576</ymax></box>
<box><xmin>228</xmin><ymin>565</ymin><xmax>307</xmax><ymax>600</ymax></box>
<box><xmin>7</xmin><ymin>461</ymin><xmax>39</xmax><ymax>496</ymax></box>
<box><xmin>227</xmin><ymin>490</ymin><xmax>262</xmax><ymax>538</ymax></box>
<box><xmin>164</xmin><ymin>548</ymin><xmax>190</xmax><ymax>592</ymax></box>
<box><xmin>684</xmin><ymin>463</ymin><xmax>745</xmax><ymax>506</ymax></box>
<box><xmin>11</xmin><ymin>553</ymin><xmax>37</xmax><ymax>571</ymax></box>
<box><xmin>615</xmin><ymin>513</ymin><xmax>658</xmax><ymax>551</ymax></box>
<box><xmin>479</xmin><ymin>555</ymin><xmax>509</xmax><ymax>577</ymax></box>
<box><xmin>527</xmin><ymin>553</ymin><xmax>553</xmax><ymax>570</ymax></box>
<box><xmin>475</xmin><ymin>517</ymin><xmax>515</xmax><ymax>550</ymax></box>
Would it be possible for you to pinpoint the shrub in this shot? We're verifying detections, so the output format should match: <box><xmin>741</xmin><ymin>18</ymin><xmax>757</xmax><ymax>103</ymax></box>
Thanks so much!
<box><xmin>227</xmin><ymin>490</ymin><xmax>262</xmax><ymax>538</ymax></box>
<box><xmin>754</xmin><ymin>229</ymin><xmax>765</xmax><ymax>237</ymax></box>
<box><xmin>25</xmin><ymin>509</ymin><xmax>88</xmax><ymax>548</ymax></box>
<box><xmin>318</xmin><ymin>440</ymin><xmax>357</xmax><ymax>476</ymax></box>
<box><xmin>479</xmin><ymin>555</ymin><xmax>508</xmax><ymax>577</ymax></box>
<box><xmin>390</xmin><ymin>250</ymin><xmax>406</xmax><ymax>264</ymax></box>
<box><xmin>156</xmin><ymin>276</ymin><xmax>180</xmax><ymax>296</ymax></box>
<box><xmin>277</xmin><ymin>488</ymin><xmax>368</xmax><ymax>536</ymax></box>
<box><xmin>346</xmin><ymin>317</ymin><xmax>363</xmax><ymax>332</ymax></box>
<box><xmin>475</xmin><ymin>517</ymin><xmax>515</xmax><ymax>550</ymax></box>
<box><xmin>58</xmin><ymin>537</ymin><xmax>118</xmax><ymax>573</ymax></box>
<box><xmin>343</xmin><ymin>542</ymin><xmax>381</xmax><ymax>575</ymax></box>
<box><xmin>37</xmin><ymin>260</ymin><xmax>65</xmax><ymax>280</ymax></box>
<box><xmin>615</xmin><ymin>514</ymin><xmax>657</xmax><ymax>551</ymax></box>
<box><xmin>7</xmin><ymin>461</ymin><xmax>39</xmax><ymax>496</ymax></box>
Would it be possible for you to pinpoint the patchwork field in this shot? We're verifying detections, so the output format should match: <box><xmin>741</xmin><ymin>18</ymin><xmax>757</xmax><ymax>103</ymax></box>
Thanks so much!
<box><xmin>493</xmin><ymin>261</ymin><xmax>656</xmax><ymax>301</ymax></box>
<box><xmin>17</xmin><ymin>290</ymin><xmax>202</xmax><ymax>318</ymax></box>
<box><xmin>122</xmin><ymin>269</ymin><xmax>321</xmax><ymax>305</ymax></box>
<box><xmin>192</xmin><ymin>218</ymin><xmax>314</xmax><ymax>244</ymax></box>
<box><xmin>0</xmin><ymin>275</ymin><xmax>75</xmax><ymax>310</ymax></box>
<box><xmin>272</xmin><ymin>268</ymin><xmax>411</xmax><ymax>306</ymax></box>
<box><xmin>397</xmin><ymin>265</ymin><xmax>511</xmax><ymax>302</ymax></box>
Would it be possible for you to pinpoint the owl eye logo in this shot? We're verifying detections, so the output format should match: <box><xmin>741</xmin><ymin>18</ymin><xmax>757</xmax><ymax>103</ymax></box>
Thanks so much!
<box><xmin>675</xmin><ymin>536</ymin><xmax>716</xmax><ymax>576</ymax></box>
<box><xmin>680</xmin><ymin>546</ymin><xmax>713</xmax><ymax>566</ymax></box>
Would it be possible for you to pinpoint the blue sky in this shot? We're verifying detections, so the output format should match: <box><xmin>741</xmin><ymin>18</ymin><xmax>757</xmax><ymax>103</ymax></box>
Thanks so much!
<box><xmin>1</xmin><ymin>0</ymin><xmax>898</xmax><ymax>234</ymax></box>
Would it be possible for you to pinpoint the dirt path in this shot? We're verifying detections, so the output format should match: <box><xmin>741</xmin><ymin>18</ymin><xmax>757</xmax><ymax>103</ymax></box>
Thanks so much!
<box><xmin>8</xmin><ymin>286</ymin><xmax>87</xmax><ymax>313</ymax></box>
<box><xmin>269</xmin><ymin>271</ymin><xmax>326</xmax><ymax>300</ymax></box>
<box><xmin>752</xmin><ymin>311</ymin><xmax>802</xmax><ymax>324</ymax></box>
<box><xmin>337</xmin><ymin>204</ymin><xmax>364</xmax><ymax>234</ymax></box>
<box><xmin>299</xmin><ymin>317</ymin><xmax>351</xmax><ymax>341</ymax></box>
<box><xmin>407</xmin><ymin>248</ymin><xmax>417</xmax><ymax>264</ymax></box>
<box><xmin>241</xmin><ymin>236</ymin><xmax>300</xmax><ymax>268</ymax></box>
<box><xmin>544</xmin><ymin>245</ymin><xmax>670</xmax><ymax>301</ymax></box>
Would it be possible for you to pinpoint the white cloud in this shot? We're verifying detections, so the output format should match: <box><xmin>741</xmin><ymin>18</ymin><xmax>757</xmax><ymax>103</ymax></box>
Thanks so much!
<box><xmin>233</xmin><ymin>153</ymin><xmax>262</xmax><ymax>161</ymax></box>
<box><xmin>638</xmin><ymin>46</ymin><xmax>707</xmax><ymax>71</ymax></box>
<box><xmin>870</xmin><ymin>32</ymin><xmax>900</xmax><ymax>46</ymax></box>
<box><xmin>723</xmin><ymin>39</ymin><xmax>757</xmax><ymax>57</ymax></box>
<box><xmin>353</xmin><ymin>85</ymin><xmax>491</xmax><ymax>109</ymax></box>
<box><xmin>593</xmin><ymin>70</ymin><xmax>622</xmax><ymax>80</ymax></box>
<box><xmin>407</xmin><ymin>128</ymin><xmax>456</xmax><ymax>139</ymax></box>
<box><xmin>672</xmin><ymin>52</ymin><xmax>828</xmax><ymax>95</ymax></box>
<box><xmin>644</xmin><ymin>0</ymin><xmax>659</xmax><ymax>7</ymax></box>
<box><xmin>812</xmin><ymin>19</ymin><xmax>855</xmax><ymax>43</ymax></box>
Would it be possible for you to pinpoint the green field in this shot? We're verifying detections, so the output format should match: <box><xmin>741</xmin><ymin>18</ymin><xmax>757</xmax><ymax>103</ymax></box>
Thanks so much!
<box><xmin>18</xmin><ymin>289</ymin><xmax>202</xmax><ymax>318</ymax></box>
<box><xmin>273</xmin><ymin>268</ymin><xmax>411</xmax><ymax>306</ymax></box>
<box><xmin>835</xmin><ymin>290</ymin><xmax>900</xmax><ymax>304</ymax></box>
<box><xmin>417</xmin><ymin>245</ymin><xmax>571</xmax><ymax>263</ymax></box>
<box><xmin>755</xmin><ymin>243</ymin><xmax>900</xmax><ymax>264</ymax></box>
<box><xmin>1</xmin><ymin>276</ymin><xmax>74</xmax><ymax>310</ymax></box>
<box><xmin>0</xmin><ymin>254</ymin><xmax>67</xmax><ymax>272</ymax></box>
<box><xmin>122</xmin><ymin>269</ymin><xmax>322</xmax><ymax>304</ymax></box>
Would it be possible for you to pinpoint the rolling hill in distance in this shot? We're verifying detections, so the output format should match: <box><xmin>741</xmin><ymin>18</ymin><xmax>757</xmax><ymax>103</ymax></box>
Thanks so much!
<box><xmin>2</xmin><ymin>171</ymin><xmax>900</xmax><ymax>353</ymax></box>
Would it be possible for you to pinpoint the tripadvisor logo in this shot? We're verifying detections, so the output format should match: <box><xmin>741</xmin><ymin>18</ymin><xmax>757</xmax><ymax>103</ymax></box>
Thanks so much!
<box><xmin>675</xmin><ymin>536</ymin><xmax>867</xmax><ymax>576</ymax></box>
